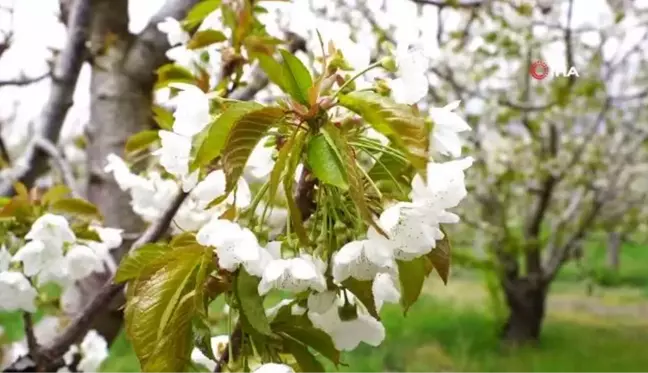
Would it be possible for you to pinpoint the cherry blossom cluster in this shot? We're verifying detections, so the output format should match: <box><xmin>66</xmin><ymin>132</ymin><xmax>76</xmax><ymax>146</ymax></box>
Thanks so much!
<box><xmin>0</xmin><ymin>213</ymin><xmax>120</xmax><ymax>370</ymax></box>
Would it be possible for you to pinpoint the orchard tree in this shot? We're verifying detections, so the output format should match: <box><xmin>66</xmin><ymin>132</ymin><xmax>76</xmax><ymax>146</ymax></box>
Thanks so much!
<box><xmin>0</xmin><ymin>0</ymin><xmax>475</xmax><ymax>371</ymax></box>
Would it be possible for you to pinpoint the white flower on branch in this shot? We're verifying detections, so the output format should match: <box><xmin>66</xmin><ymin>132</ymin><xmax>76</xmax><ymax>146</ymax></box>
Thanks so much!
<box><xmin>307</xmin><ymin>290</ymin><xmax>385</xmax><ymax>351</ymax></box>
<box><xmin>190</xmin><ymin>335</ymin><xmax>229</xmax><ymax>371</ymax></box>
<box><xmin>430</xmin><ymin>100</ymin><xmax>472</xmax><ymax>158</ymax></box>
<box><xmin>372</xmin><ymin>272</ymin><xmax>401</xmax><ymax>312</ymax></box>
<box><xmin>157</xmin><ymin>17</ymin><xmax>190</xmax><ymax>47</ymax></box>
<box><xmin>245</xmin><ymin>137</ymin><xmax>276</xmax><ymax>181</ymax></box>
<box><xmin>168</xmin><ymin>83</ymin><xmax>211</xmax><ymax>137</ymax></box>
<box><xmin>65</xmin><ymin>244</ymin><xmax>105</xmax><ymax>281</ymax></box>
<box><xmin>258</xmin><ymin>254</ymin><xmax>327</xmax><ymax>295</ymax></box>
<box><xmin>388</xmin><ymin>46</ymin><xmax>429</xmax><ymax>105</ymax></box>
<box><xmin>411</xmin><ymin>157</ymin><xmax>474</xmax><ymax>210</ymax></box>
<box><xmin>25</xmin><ymin>214</ymin><xmax>76</xmax><ymax>253</ymax></box>
<box><xmin>197</xmin><ymin>219</ymin><xmax>263</xmax><ymax>272</ymax></box>
<box><xmin>12</xmin><ymin>240</ymin><xmax>62</xmax><ymax>277</ymax></box>
<box><xmin>332</xmin><ymin>239</ymin><xmax>395</xmax><ymax>282</ymax></box>
<box><xmin>253</xmin><ymin>363</ymin><xmax>295</xmax><ymax>373</ymax></box>
<box><xmin>155</xmin><ymin>130</ymin><xmax>194</xmax><ymax>185</ymax></box>
<box><xmin>0</xmin><ymin>245</ymin><xmax>12</xmax><ymax>272</ymax></box>
<box><xmin>0</xmin><ymin>271</ymin><xmax>38</xmax><ymax>312</ymax></box>
<box><xmin>75</xmin><ymin>330</ymin><xmax>109</xmax><ymax>373</ymax></box>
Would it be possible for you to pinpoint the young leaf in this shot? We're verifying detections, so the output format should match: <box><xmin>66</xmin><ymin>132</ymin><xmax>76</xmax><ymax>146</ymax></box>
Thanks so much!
<box><xmin>275</xmin><ymin>323</ymin><xmax>340</xmax><ymax>365</ymax></box>
<box><xmin>41</xmin><ymin>185</ymin><xmax>71</xmax><ymax>206</ymax></box>
<box><xmin>184</xmin><ymin>0</ymin><xmax>222</xmax><ymax>29</ymax></box>
<box><xmin>322</xmin><ymin>124</ymin><xmax>384</xmax><ymax>236</ymax></box>
<box><xmin>306</xmin><ymin>134</ymin><xmax>348</xmax><ymax>190</ymax></box>
<box><xmin>342</xmin><ymin>278</ymin><xmax>379</xmax><ymax>319</ymax></box>
<box><xmin>257</xmin><ymin>54</ymin><xmax>289</xmax><ymax>93</ymax></box>
<box><xmin>124</xmin><ymin>245</ymin><xmax>209</xmax><ymax>372</ymax></box>
<box><xmin>283</xmin><ymin>131</ymin><xmax>310</xmax><ymax>246</ymax></box>
<box><xmin>426</xmin><ymin>234</ymin><xmax>451</xmax><ymax>284</ymax></box>
<box><xmin>279</xmin><ymin>49</ymin><xmax>313</xmax><ymax>105</ymax></box>
<box><xmin>50</xmin><ymin>198</ymin><xmax>103</xmax><ymax>221</ymax></box>
<box><xmin>339</xmin><ymin>91</ymin><xmax>429</xmax><ymax>174</ymax></box>
<box><xmin>397</xmin><ymin>257</ymin><xmax>427</xmax><ymax>315</ymax></box>
<box><xmin>268</xmin><ymin>132</ymin><xmax>294</xmax><ymax>203</ymax></box>
<box><xmin>115</xmin><ymin>243</ymin><xmax>171</xmax><ymax>283</ymax></box>
<box><xmin>125</xmin><ymin>130</ymin><xmax>159</xmax><ymax>154</ymax></box>
<box><xmin>152</xmin><ymin>106</ymin><xmax>174</xmax><ymax>130</ymax></box>
<box><xmin>187</xmin><ymin>29</ymin><xmax>227</xmax><ymax>49</ymax></box>
<box><xmin>156</xmin><ymin>64</ymin><xmax>196</xmax><ymax>88</ymax></box>
<box><xmin>282</xmin><ymin>336</ymin><xmax>326</xmax><ymax>372</ymax></box>
<box><xmin>221</xmin><ymin>106</ymin><xmax>284</xmax><ymax>193</ymax></box>
<box><xmin>193</xmin><ymin>101</ymin><xmax>263</xmax><ymax>169</ymax></box>
<box><xmin>235</xmin><ymin>269</ymin><xmax>273</xmax><ymax>336</ymax></box>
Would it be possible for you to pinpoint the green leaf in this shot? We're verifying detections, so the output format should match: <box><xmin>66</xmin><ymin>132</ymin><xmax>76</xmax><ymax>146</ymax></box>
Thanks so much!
<box><xmin>187</xmin><ymin>29</ymin><xmax>227</xmax><ymax>49</ymax></box>
<box><xmin>221</xmin><ymin>107</ymin><xmax>284</xmax><ymax>193</ymax></box>
<box><xmin>41</xmin><ymin>185</ymin><xmax>71</xmax><ymax>206</ymax></box>
<box><xmin>153</xmin><ymin>106</ymin><xmax>174</xmax><ymax>130</ymax></box>
<box><xmin>115</xmin><ymin>243</ymin><xmax>171</xmax><ymax>283</ymax></box>
<box><xmin>50</xmin><ymin>198</ymin><xmax>102</xmax><ymax>220</ymax></box>
<box><xmin>257</xmin><ymin>54</ymin><xmax>289</xmax><ymax>93</ymax></box>
<box><xmin>192</xmin><ymin>315</ymin><xmax>216</xmax><ymax>361</ymax></box>
<box><xmin>184</xmin><ymin>0</ymin><xmax>222</xmax><ymax>29</ymax></box>
<box><xmin>322</xmin><ymin>124</ymin><xmax>384</xmax><ymax>235</ymax></box>
<box><xmin>275</xmin><ymin>323</ymin><xmax>340</xmax><ymax>365</ymax></box>
<box><xmin>397</xmin><ymin>257</ymin><xmax>427</xmax><ymax>315</ymax></box>
<box><xmin>125</xmin><ymin>130</ymin><xmax>159</xmax><ymax>154</ymax></box>
<box><xmin>342</xmin><ymin>278</ymin><xmax>379</xmax><ymax>319</ymax></box>
<box><xmin>282</xmin><ymin>336</ymin><xmax>326</xmax><ymax>372</ymax></box>
<box><xmin>283</xmin><ymin>130</ymin><xmax>310</xmax><ymax>246</ymax></box>
<box><xmin>170</xmin><ymin>232</ymin><xmax>198</xmax><ymax>248</ymax></box>
<box><xmin>124</xmin><ymin>245</ymin><xmax>210</xmax><ymax>372</ymax></box>
<box><xmin>193</xmin><ymin>101</ymin><xmax>263</xmax><ymax>169</ymax></box>
<box><xmin>306</xmin><ymin>134</ymin><xmax>348</xmax><ymax>190</ymax></box>
<box><xmin>339</xmin><ymin>91</ymin><xmax>429</xmax><ymax>174</ymax></box>
<box><xmin>235</xmin><ymin>269</ymin><xmax>272</xmax><ymax>336</ymax></box>
<box><xmin>427</xmin><ymin>233</ymin><xmax>451</xmax><ymax>284</ymax></box>
<box><xmin>268</xmin><ymin>133</ymin><xmax>293</xmax><ymax>202</ymax></box>
<box><xmin>279</xmin><ymin>49</ymin><xmax>313</xmax><ymax>105</ymax></box>
<box><xmin>156</xmin><ymin>64</ymin><xmax>195</xmax><ymax>88</ymax></box>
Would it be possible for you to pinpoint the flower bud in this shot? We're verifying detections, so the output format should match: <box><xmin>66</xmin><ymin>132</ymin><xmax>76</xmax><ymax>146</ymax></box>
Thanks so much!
<box><xmin>330</xmin><ymin>50</ymin><xmax>354</xmax><ymax>72</ymax></box>
<box><xmin>379</xmin><ymin>56</ymin><xmax>397</xmax><ymax>72</ymax></box>
<box><xmin>374</xmin><ymin>78</ymin><xmax>391</xmax><ymax>96</ymax></box>
<box><xmin>337</xmin><ymin>302</ymin><xmax>358</xmax><ymax>321</ymax></box>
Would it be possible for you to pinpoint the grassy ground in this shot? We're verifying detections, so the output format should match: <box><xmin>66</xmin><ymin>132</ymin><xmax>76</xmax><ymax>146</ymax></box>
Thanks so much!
<box><xmin>3</xmin><ymin>241</ymin><xmax>647</xmax><ymax>372</ymax></box>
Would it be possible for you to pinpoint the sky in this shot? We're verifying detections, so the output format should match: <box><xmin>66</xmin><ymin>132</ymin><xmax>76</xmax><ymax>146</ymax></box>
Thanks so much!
<box><xmin>1</xmin><ymin>0</ymin><xmax>647</xmax><ymax>159</ymax></box>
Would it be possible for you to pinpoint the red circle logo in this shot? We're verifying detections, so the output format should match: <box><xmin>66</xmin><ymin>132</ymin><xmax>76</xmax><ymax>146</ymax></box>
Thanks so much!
<box><xmin>530</xmin><ymin>60</ymin><xmax>549</xmax><ymax>80</ymax></box>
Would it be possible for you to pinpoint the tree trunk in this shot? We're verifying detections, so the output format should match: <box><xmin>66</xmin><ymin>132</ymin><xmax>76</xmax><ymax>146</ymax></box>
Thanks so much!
<box><xmin>501</xmin><ymin>277</ymin><xmax>547</xmax><ymax>344</ymax></box>
<box><xmin>606</xmin><ymin>231</ymin><xmax>621</xmax><ymax>272</ymax></box>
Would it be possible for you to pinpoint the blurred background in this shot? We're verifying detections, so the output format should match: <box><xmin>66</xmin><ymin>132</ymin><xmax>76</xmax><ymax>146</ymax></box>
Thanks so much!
<box><xmin>1</xmin><ymin>0</ymin><xmax>648</xmax><ymax>371</ymax></box>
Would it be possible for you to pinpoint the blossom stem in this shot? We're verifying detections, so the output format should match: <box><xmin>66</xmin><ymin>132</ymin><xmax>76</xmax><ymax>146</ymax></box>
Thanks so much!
<box><xmin>331</xmin><ymin>60</ymin><xmax>383</xmax><ymax>99</ymax></box>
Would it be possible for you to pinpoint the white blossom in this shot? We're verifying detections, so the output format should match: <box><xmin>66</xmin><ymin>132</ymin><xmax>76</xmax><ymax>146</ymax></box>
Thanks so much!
<box><xmin>155</xmin><ymin>130</ymin><xmax>192</xmax><ymax>181</ymax></box>
<box><xmin>77</xmin><ymin>330</ymin><xmax>109</xmax><ymax>373</ymax></box>
<box><xmin>372</xmin><ymin>273</ymin><xmax>400</xmax><ymax>312</ymax></box>
<box><xmin>157</xmin><ymin>17</ymin><xmax>189</xmax><ymax>47</ymax></box>
<box><xmin>91</xmin><ymin>226</ymin><xmax>123</xmax><ymax>249</ymax></box>
<box><xmin>192</xmin><ymin>170</ymin><xmax>251</xmax><ymax>210</ymax></box>
<box><xmin>190</xmin><ymin>335</ymin><xmax>229</xmax><ymax>371</ymax></box>
<box><xmin>25</xmin><ymin>214</ymin><xmax>76</xmax><ymax>252</ymax></box>
<box><xmin>0</xmin><ymin>245</ymin><xmax>11</xmax><ymax>272</ymax></box>
<box><xmin>368</xmin><ymin>202</ymin><xmax>443</xmax><ymax>260</ymax></box>
<box><xmin>258</xmin><ymin>255</ymin><xmax>327</xmax><ymax>295</ymax></box>
<box><xmin>411</xmin><ymin>157</ymin><xmax>474</xmax><ymax>210</ymax></box>
<box><xmin>65</xmin><ymin>244</ymin><xmax>105</xmax><ymax>280</ymax></box>
<box><xmin>245</xmin><ymin>137</ymin><xmax>275</xmax><ymax>181</ymax></box>
<box><xmin>308</xmin><ymin>291</ymin><xmax>385</xmax><ymax>351</ymax></box>
<box><xmin>0</xmin><ymin>271</ymin><xmax>37</xmax><ymax>312</ymax></box>
<box><xmin>332</xmin><ymin>239</ymin><xmax>395</xmax><ymax>282</ymax></box>
<box><xmin>168</xmin><ymin>83</ymin><xmax>211</xmax><ymax>137</ymax></box>
<box><xmin>104</xmin><ymin>153</ymin><xmax>142</xmax><ymax>191</ymax></box>
<box><xmin>389</xmin><ymin>46</ymin><xmax>429</xmax><ymax>104</ymax></box>
<box><xmin>430</xmin><ymin>100</ymin><xmax>472</xmax><ymax>158</ymax></box>
<box><xmin>12</xmin><ymin>240</ymin><xmax>62</xmax><ymax>277</ymax></box>
<box><xmin>253</xmin><ymin>363</ymin><xmax>295</xmax><ymax>373</ymax></box>
<box><xmin>196</xmin><ymin>219</ymin><xmax>262</xmax><ymax>272</ymax></box>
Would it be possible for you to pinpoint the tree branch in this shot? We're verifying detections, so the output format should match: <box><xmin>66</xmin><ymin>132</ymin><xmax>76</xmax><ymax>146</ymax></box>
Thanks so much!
<box><xmin>0</xmin><ymin>0</ymin><xmax>91</xmax><ymax>196</ymax></box>
<box><xmin>33</xmin><ymin>137</ymin><xmax>82</xmax><ymax>198</ymax></box>
<box><xmin>22</xmin><ymin>313</ymin><xmax>40</xmax><ymax>364</ymax></box>
<box><xmin>0</xmin><ymin>73</ymin><xmax>50</xmax><ymax>87</ymax></box>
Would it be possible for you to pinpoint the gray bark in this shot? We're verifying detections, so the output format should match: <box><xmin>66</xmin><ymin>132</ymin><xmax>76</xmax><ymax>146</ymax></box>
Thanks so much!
<box><xmin>70</xmin><ymin>0</ymin><xmax>199</xmax><ymax>344</ymax></box>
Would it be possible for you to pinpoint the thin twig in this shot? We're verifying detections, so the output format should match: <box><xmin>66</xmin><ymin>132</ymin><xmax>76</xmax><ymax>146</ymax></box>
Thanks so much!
<box><xmin>22</xmin><ymin>313</ymin><xmax>40</xmax><ymax>362</ymax></box>
<box><xmin>33</xmin><ymin>137</ymin><xmax>82</xmax><ymax>198</ymax></box>
<box><xmin>0</xmin><ymin>72</ymin><xmax>50</xmax><ymax>87</ymax></box>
